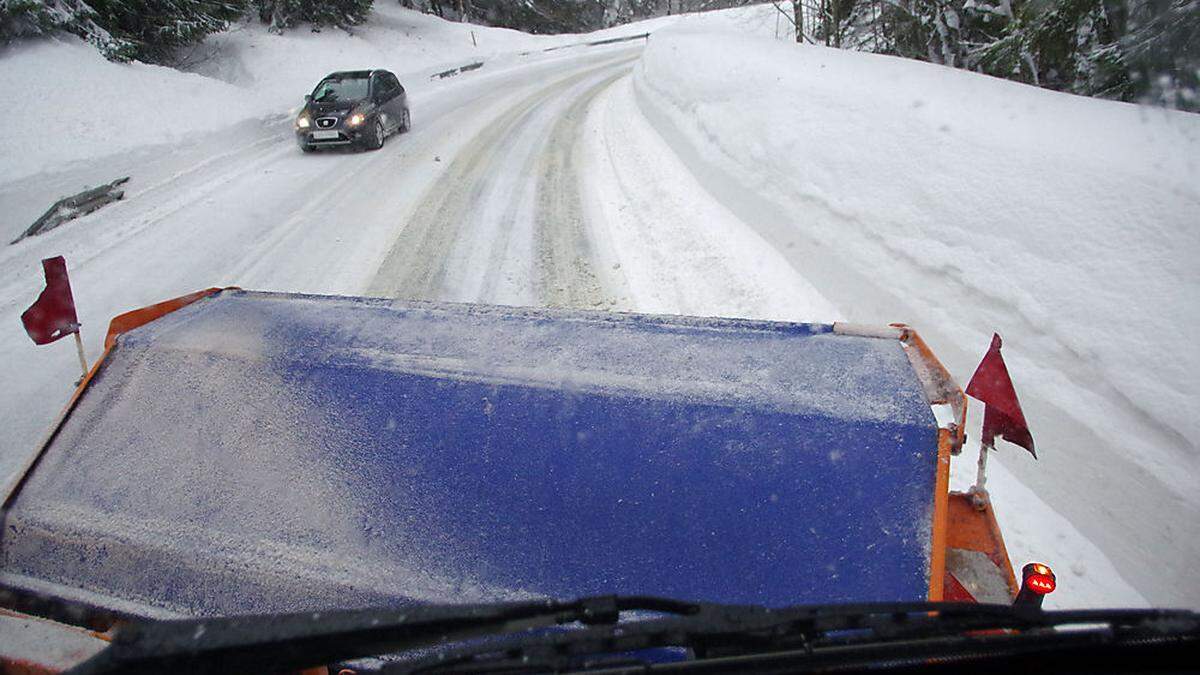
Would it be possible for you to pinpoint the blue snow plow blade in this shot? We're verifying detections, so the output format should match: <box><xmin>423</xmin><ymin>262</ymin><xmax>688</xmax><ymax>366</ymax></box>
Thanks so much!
<box><xmin>1</xmin><ymin>290</ymin><xmax>945</xmax><ymax>617</ymax></box>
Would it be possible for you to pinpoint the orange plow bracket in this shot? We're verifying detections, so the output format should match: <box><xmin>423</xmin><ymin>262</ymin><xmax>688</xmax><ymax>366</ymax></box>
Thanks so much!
<box><xmin>104</xmin><ymin>287</ymin><xmax>233</xmax><ymax>349</ymax></box>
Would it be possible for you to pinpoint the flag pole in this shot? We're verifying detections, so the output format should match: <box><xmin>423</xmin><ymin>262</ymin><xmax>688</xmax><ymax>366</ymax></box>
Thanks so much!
<box><xmin>72</xmin><ymin>329</ymin><xmax>89</xmax><ymax>382</ymax></box>
<box><xmin>970</xmin><ymin>441</ymin><xmax>991</xmax><ymax>509</ymax></box>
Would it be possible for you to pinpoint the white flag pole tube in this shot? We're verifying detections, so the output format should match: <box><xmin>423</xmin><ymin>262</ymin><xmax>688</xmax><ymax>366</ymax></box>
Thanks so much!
<box><xmin>72</xmin><ymin>331</ymin><xmax>88</xmax><ymax>382</ymax></box>
<box><xmin>970</xmin><ymin>441</ymin><xmax>992</xmax><ymax>508</ymax></box>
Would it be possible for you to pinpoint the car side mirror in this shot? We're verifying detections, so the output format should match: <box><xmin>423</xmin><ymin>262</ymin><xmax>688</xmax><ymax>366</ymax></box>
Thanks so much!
<box><xmin>304</xmin><ymin>94</ymin><xmax>312</xmax><ymax>103</ymax></box>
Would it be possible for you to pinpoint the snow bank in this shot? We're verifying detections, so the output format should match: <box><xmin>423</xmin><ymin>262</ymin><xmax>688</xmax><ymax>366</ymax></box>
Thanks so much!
<box><xmin>181</xmin><ymin>2</ymin><xmax>786</xmax><ymax>112</ymax></box>
<box><xmin>0</xmin><ymin>2</ymin><xmax>781</xmax><ymax>187</ymax></box>
<box><xmin>0</xmin><ymin>4</ymin><xmax>565</xmax><ymax>186</ymax></box>
<box><xmin>0</xmin><ymin>37</ymin><xmax>265</xmax><ymax>184</ymax></box>
<box><xmin>187</xmin><ymin>7</ymin><xmax>564</xmax><ymax>111</ymax></box>
<box><xmin>634</xmin><ymin>28</ymin><xmax>1200</xmax><ymax>605</ymax></box>
<box><xmin>949</xmin><ymin>459</ymin><xmax>1147</xmax><ymax>609</ymax></box>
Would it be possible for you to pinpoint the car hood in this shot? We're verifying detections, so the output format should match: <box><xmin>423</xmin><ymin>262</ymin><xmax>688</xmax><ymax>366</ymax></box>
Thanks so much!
<box><xmin>306</xmin><ymin>101</ymin><xmax>359</xmax><ymax>116</ymax></box>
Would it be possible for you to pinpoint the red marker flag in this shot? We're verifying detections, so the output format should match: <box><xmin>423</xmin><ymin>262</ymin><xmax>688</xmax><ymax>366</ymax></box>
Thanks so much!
<box><xmin>965</xmin><ymin>333</ymin><xmax>1036</xmax><ymax>458</ymax></box>
<box><xmin>21</xmin><ymin>256</ymin><xmax>80</xmax><ymax>346</ymax></box>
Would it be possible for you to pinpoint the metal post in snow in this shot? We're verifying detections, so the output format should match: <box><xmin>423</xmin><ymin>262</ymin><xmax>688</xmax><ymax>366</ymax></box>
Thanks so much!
<box><xmin>471</xmin><ymin>30</ymin><xmax>477</xmax><ymax>47</ymax></box>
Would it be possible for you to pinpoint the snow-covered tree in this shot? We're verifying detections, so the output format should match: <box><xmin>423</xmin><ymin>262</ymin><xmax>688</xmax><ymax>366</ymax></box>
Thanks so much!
<box><xmin>856</xmin><ymin>0</ymin><xmax>1195</xmax><ymax>111</ymax></box>
<box><xmin>467</xmin><ymin>0</ymin><xmax>606</xmax><ymax>33</ymax></box>
<box><xmin>870</xmin><ymin>0</ymin><xmax>991</xmax><ymax>65</ymax></box>
<box><xmin>254</xmin><ymin>0</ymin><xmax>373</xmax><ymax>33</ymax></box>
<box><xmin>1121</xmin><ymin>0</ymin><xmax>1198</xmax><ymax>109</ymax></box>
<box><xmin>0</xmin><ymin>0</ymin><xmax>130</xmax><ymax>55</ymax></box>
<box><xmin>603</xmin><ymin>0</ymin><xmax>658</xmax><ymax>26</ymax></box>
<box><xmin>973</xmin><ymin>0</ymin><xmax>1122</xmax><ymax>94</ymax></box>
<box><xmin>809</xmin><ymin>0</ymin><xmax>861</xmax><ymax>47</ymax></box>
<box><xmin>80</xmin><ymin>0</ymin><xmax>245</xmax><ymax>61</ymax></box>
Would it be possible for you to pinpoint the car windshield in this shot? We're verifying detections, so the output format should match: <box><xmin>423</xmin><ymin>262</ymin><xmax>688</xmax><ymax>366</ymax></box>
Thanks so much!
<box><xmin>311</xmin><ymin>76</ymin><xmax>370</xmax><ymax>102</ymax></box>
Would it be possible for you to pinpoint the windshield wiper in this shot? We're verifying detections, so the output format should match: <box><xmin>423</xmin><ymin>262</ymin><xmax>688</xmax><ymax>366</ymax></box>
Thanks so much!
<box><xmin>68</xmin><ymin>595</ymin><xmax>699</xmax><ymax>674</ymax></box>
<box><xmin>396</xmin><ymin>602</ymin><xmax>1199</xmax><ymax>674</ymax></box>
<box><xmin>67</xmin><ymin>598</ymin><xmax>1198</xmax><ymax>675</ymax></box>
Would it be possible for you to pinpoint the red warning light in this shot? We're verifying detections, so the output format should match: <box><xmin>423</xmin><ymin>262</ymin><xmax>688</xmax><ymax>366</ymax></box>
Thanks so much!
<box><xmin>1014</xmin><ymin>562</ymin><xmax>1057</xmax><ymax>607</ymax></box>
<box><xmin>1022</xmin><ymin>562</ymin><xmax>1056</xmax><ymax>595</ymax></box>
<box><xmin>1026</xmin><ymin>573</ymin><xmax>1056</xmax><ymax>594</ymax></box>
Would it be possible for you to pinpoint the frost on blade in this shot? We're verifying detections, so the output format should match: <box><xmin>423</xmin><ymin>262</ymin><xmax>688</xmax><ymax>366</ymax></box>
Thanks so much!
<box><xmin>4</xmin><ymin>292</ymin><xmax>941</xmax><ymax>615</ymax></box>
<box><xmin>3</xmin><ymin>301</ymin><xmax>526</xmax><ymax>615</ymax></box>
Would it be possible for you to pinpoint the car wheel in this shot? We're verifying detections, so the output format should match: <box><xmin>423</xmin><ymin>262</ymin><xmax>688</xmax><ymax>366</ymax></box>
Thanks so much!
<box><xmin>402</xmin><ymin>109</ymin><xmax>411</xmax><ymax>133</ymax></box>
<box><xmin>368</xmin><ymin>120</ymin><xmax>385</xmax><ymax>151</ymax></box>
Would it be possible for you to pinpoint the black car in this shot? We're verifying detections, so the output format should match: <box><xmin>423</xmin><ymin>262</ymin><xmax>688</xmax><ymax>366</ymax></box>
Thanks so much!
<box><xmin>294</xmin><ymin>69</ymin><xmax>410</xmax><ymax>152</ymax></box>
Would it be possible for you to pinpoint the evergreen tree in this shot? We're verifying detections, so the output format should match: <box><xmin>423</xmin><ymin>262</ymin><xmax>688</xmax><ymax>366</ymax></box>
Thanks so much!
<box><xmin>603</xmin><ymin>0</ymin><xmax>658</xmax><ymax>27</ymax></box>
<box><xmin>812</xmin><ymin>0</ymin><xmax>862</xmax><ymax>48</ymax></box>
<box><xmin>865</xmin><ymin>0</ymin><xmax>1196</xmax><ymax>111</ymax></box>
<box><xmin>872</xmin><ymin>0</ymin><xmax>1012</xmax><ymax>66</ymax></box>
<box><xmin>253</xmin><ymin>0</ymin><xmax>373</xmax><ymax>33</ymax></box>
<box><xmin>469</xmin><ymin>0</ymin><xmax>606</xmax><ymax>33</ymax></box>
<box><xmin>974</xmin><ymin>0</ymin><xmax>1127</xmax><ymax>95</ymax></box>
<box><xmin>1</xmin><ymin>0</ymin><xmax>130</xmax><ymax>54</ymax></box>
<box><xmin>84</xmin><ymin>0</ymin><xmax>246</xmax><ymax>61</ymax></box>
<box><xmin>1121</xmin><ymin>0</ymin><xmax>1199</xmax><ymax>109</ymax></box>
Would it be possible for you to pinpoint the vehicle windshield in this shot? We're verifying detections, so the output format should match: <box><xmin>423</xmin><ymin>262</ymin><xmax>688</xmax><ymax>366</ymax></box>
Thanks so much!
<box><xmin>311</xmin><ymin>76</ymin><xmax>370</xmax><ymax>102</ymax></box>
<box><xmin>1</xmin><ymin>1</ymin><xmax>1197</xmax><ymax>672</ymax></box>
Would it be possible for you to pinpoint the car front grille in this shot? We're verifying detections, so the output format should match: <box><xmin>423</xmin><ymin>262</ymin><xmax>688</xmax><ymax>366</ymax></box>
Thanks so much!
<box><xmin>316</xmin><ymin>117</ymin><xmax>338</xmax><ymax>129</ymax></box>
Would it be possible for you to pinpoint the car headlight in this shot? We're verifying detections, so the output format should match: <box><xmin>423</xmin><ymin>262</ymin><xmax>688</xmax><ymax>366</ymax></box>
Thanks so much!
<box><xmin>347</xmin><ymin>113</ymin><xmax>365</xmax><ymax>127</ymax></box>
<box><xmin>296</xmin><ymin>116</ymin><xmax>311</xmax><ymax>128</ymax></box>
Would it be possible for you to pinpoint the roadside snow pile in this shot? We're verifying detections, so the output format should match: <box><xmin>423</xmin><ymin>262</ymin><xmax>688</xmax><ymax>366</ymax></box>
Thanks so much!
<box><xmin>188</xmin><ymin>7</ymin><xmax>562</xmax><ymax>111</ymax></box>
<box><xmin>948</xmin><ymin>458</ymin><xmax>1148</xmax><ymax>609</ymax></box>
<box><xmin>0</xmin><ymin>37</ymin><xmax>265</xmax><ymax>184</ymax></box>
<box><xmin>0</xmin><ymin>2</ymin><xmax>778</xmax><ymax>187</ymax></box>
<box><xmin>0</xmin><ymin>4</ymin><xmax>563</xmax><ymax>186</ymax></box>
<box><xmin>187</xmin><ymin>3</ymin><xmax>785</xmax><ymax>112</ymax></box>
<box><xmin>634</xmin><ymin>29</ymin><xmax>1200</xmax><ymax>606</ymax></box>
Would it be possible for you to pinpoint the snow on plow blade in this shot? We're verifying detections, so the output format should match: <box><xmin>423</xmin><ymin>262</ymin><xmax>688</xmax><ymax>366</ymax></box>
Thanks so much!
<box><xmin>2</xmin><ymin>290</ymin><xmax>967</xmax><ymax>617</ymax></box>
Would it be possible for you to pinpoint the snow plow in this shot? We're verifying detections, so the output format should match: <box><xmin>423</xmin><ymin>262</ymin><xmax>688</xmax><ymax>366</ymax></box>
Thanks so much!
<box><xmin>0</xmin><ymin>288</ymin><xmax>1048</xmax><ymax>670</ymax></box>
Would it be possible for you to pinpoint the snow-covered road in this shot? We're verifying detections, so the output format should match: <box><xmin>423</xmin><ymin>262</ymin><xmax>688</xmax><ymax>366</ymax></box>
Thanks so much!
<box><xmin>366</xmin><ymin>54</ymin><xmax>636</xmax><ymax>306</ymax></box>
<box><xmin>0</xmin><ymin>42</ymin><xmax>836</xmax><ymax>479</ymax></box>
<box><xmin>363</xmin><ymin>46</ymin><xmax>835</xmax><ymax>320</ymax></box>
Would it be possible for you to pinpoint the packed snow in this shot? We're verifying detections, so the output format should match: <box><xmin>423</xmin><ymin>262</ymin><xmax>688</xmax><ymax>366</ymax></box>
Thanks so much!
<box><xmin>632</xmin><ymin>26</ymin><xmax>1200</xmax><ymax>606</ymax></box>
<box><xmin>1</xmin><ymin>1</ymin><xmax>1196</xmax><ymax>611</ymax></box>
<box><xmin>0</xmin><ymin>38</ymin><xmax>263</xmax><ymax>185</ymax></box>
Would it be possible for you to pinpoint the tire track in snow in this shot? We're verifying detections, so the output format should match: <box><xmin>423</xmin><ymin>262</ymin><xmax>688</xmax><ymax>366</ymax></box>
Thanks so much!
<box><xmin>533</xmin><ymin>70</ymin><xmax>630</xmax><ymax>310</ymax></box>
<box><xmin>577</xmin><ymin>76</ymin><xmax>841</xmax><ymax>323</ymax></box>
<box><xmin>366</xmin><ymin>57</ymin><xmax>636</xmax><ymax>305</ymax></box>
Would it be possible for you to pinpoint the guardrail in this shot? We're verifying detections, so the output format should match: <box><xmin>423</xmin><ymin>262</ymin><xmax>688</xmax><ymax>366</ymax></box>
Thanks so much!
<box><xmin>12</xmin><ymin>177</ymin><xmax>129</xmax><ymax>245</ymax></box>
<box><xmin>431</xmin><ymin>61</ymin><xmax>484</xmax><ymax>80</ymax></box>
<box><xmin>535</xmin><ymin>31</ymin><xmax>651</xmax><ymax>54</ymax></box>
<box><xmin>432</xmin><ymin>31</ymin><xmax>650</xmax><ymax>81</ymax></box>
<box><xmin>583</xmin><ymin>32</ymin><xmax>651</xmax><ymax>47</ymax></box>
